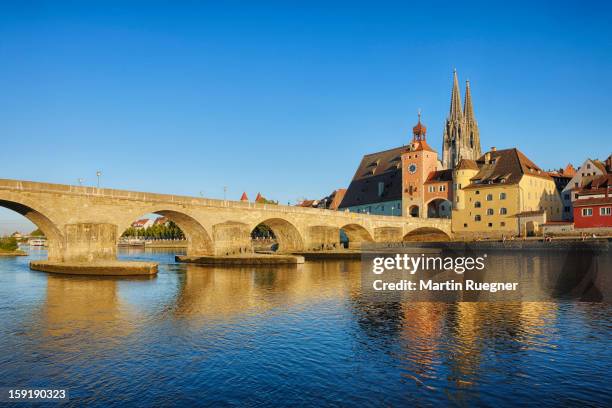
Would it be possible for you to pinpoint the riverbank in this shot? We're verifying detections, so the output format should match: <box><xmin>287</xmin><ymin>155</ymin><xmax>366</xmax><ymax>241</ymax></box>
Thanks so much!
<box><xmin>380</xmin><ymin>238</ymin><xmax>610</xmax><ymax>252</ymax></box>
<box><xmin>0</xmin><ymin>249</ymin><xmax>27</xmax><ymax>257</ymax></box>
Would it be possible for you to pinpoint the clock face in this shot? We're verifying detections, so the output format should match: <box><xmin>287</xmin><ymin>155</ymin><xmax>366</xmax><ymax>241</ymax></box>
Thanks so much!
<box><xmin>408</xmin><ymin>163</ymin><xmax>417</xmax><ymax>174</ymax></box>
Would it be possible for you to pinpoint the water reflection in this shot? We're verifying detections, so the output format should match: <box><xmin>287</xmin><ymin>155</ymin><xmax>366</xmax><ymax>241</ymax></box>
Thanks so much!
<box><xmin>37</xmin><ymin>274</ymin><xmax>154</xmax><ymax>350</ymax></box>
<box><xmin>0</xmin><ymin>248</ymin><xmax>608</xmax><ymax>406</ymax></box>
<box><xmin>169</xmin><ymin>261</ymin><xmax>362</xmax><ymax>322</ymax></box>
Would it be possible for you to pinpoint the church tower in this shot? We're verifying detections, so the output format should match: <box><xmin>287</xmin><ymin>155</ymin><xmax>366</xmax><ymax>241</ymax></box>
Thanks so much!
<box><xmin>441</xmin><ymin>70</ymin><xmax>481</xmax><ymax>169</ymax></box>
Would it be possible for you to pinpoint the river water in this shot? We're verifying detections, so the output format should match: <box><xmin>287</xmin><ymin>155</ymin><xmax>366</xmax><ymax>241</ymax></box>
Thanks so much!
<box><xmin>0</xmin><ymin>248</ymin><xmax>610</xmax><ymax>407</ymax></box>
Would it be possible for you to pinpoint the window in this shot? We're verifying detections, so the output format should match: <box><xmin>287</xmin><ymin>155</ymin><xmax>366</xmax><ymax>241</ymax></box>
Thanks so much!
<box><xmin>428</xmin><ymin>186</ymin><xmax>435</xmax><ymax>193</ymax></box>
<box><xmin>500</xmin><ymin>192</ymin><xmax>507</xmax><ymax>200</ymax></box>
<box><xmin>486</xmin><ymin>194</ymin><xmax>493</xmax><ymax>201</ymax></box>
<box><xmin>475</xmin><ymin>190</ymin><xmax>480</xmax><ymax>195</ymax></box>
<box><xmin>378</xmin><ymin>182</ymin><xmax>384</xmax><ymax>197</ymax></box>
<box><xmin>582</xmin><ymin>208</ymin><xmax>593</xmax><ymax>217</ymax></box>
<box><xmin>488</xmin><ymin>223</ymin><xmax>493</xmax><ymax>227</ymax></box>
<box><xmin>574</xmin><ymin>193</ymin><xmax>579</xmax><ymax>199</ymax></box>
<box><xmin>574</xmin><ymin>182</ymin><xmax>578</xmax><ymax>188</ymax></box>
<box><xmin>475</xmin><ymin>215</ymin><xmax>481</xmax><ymax>221</ymax></box>
<box><xmin>474</xmin><ymin>201</ymin><xmax>481</xmax><ymax>208</ymax></box>
<box><xmin>500</xmin><ymin>222</ymin><xmax>506</xmax><ymax>227</ymax></box>
<box><xmin>439</xmin><ymin>185</ymin><xmax>446</xmax><ymax>192</ymax></box>
<box><xmin>601</xmin><ymin>207</ymin><xmax>611</xmax><ymax>216</ymax></box>
<box><xmin>487</xmin><ymin>209</ymin><xmax>494</xmax><ymax>215</ymax></box>
<box><xmin>563</xmin><ymin>193</ymin><xmax>569</xmax><ymax>200</ymax></box>
<box><xmin>463</xmin><ymin>223</ymin><xmax>468</xmax><ymax>228</ymax></box>
<box><xmin>587</xmin><ymin>164</ymin><xmax>591</xmax><ymax>169</ymax></box>
<box><xmin>500</xmin><ymin>208</ymin><xmax>507</xmax><ymax>215</ymax></box>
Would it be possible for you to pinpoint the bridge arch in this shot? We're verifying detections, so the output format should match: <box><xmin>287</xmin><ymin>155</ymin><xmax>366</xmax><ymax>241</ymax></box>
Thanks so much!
<box><xmin>403</xmin><ymin>227</ymin><xmax>451</xmax><ymax>242</ymax></box>
<box><xmin>425</xmin><ymin>198</ymin><xmax>452</xmax><ymax>219</ymax></box>
<box><xmin>251</xmin><ymin>218</ymin><xmax>304</xmax><ymax>253</ymax></box>
<box><xmin>118</xmin><ymin>209</ymin><xmax>213</xmax><ymax>255</ymax></box>
<box><xmin>0</xmin><ymin>199</ymin><xmax>65</xmax><ymax>261</ymax></box>
<box><xmin>340</xmin><ymin>223</ymin><xmax>374</xmax><ymax>249</ymax></box>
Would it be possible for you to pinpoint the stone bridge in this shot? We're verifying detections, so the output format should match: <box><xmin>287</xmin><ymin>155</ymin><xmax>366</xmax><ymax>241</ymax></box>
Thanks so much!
<box><xmin>0</xmin><ymin>178</ymin><xmax>451</xmax><ymax>263</ymax></box>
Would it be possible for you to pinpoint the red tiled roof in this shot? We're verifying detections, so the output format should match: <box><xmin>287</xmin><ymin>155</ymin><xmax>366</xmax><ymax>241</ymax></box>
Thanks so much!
<box><xmin>456</xmin><ymin>159</ymin><xmax>479</xmax><ymax>170</ymax></box>
<box><xmin>411</xmin><ymin>139</ymin><xmax>435</xmax><ymax>152</ymax></box>
<box><xmin>573</xmin><ymin>197</ymin><xmax>612</xmax><ymax>207</ymax></box>
<box><xmin>593</xmin><ymin>160</ymin><xmax>607</xmax><ymax>174</ymax></box>
<box><xmin>240</xmin><ymin>192</ymin><xmax>249</xmax><ymax>201</ymax></box>
<box><xmin>563</xmin><ymin>163</ymin><xmax>576</xmax><ymax>177</ymax></box>
<box><xmin>424</xmin><ymin>169</ymin><xmax>453</xmax><ymax>183</ymax></box>
<box><xmin>464</xmin><ymin>148</ymin><xmax>551</xmax><ymax>189</ymax></box>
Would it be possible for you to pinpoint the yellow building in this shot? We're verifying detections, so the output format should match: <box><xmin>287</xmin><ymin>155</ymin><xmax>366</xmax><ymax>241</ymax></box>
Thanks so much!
<box><xmin>452</xmin><ymin>148</ymin><xmax>562</xmax><ymax>238</ymax></box>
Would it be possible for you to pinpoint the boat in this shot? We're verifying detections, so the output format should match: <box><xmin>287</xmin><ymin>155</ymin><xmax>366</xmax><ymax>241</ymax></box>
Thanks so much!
<box><xmin>28</xmin><ymin>238</ymin><xmax>47</xmax><ymax>247</ymax></box>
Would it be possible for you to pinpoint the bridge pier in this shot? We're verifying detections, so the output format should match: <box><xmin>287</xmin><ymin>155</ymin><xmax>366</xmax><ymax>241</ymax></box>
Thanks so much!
<box><xmin>63</xmin><ymin>223</ymin><xmax>118</xmax><ymax>262</ymax></box>
<box><xmin>305</xmin><ymin>226</ymin><xmax>341</xmax><ymax>251</ymax></box>
<box><xmin>30</xmin><ymin>223</ymin><xmax>157</xmax><ymax>276</ymax></box>
<box><xmin>212</xmin><ymin>222</ymin><xmax>253</xmax><ymax>256</ymax></box>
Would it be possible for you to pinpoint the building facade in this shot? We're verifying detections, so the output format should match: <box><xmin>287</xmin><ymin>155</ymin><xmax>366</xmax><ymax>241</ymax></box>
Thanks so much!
<box><xmin>572</xmin><ymin>174</ymin><xmax>612</xmax><ymax>229</ymax></box>
<box><xmin>452</xmin><ymin>148</ymin><xmax>563</xmax><ymax>238</ymax></box>
<box><xmin>561</xmin><ymin>157</ymin><xmax>609</xmax><ymax>221</ymax></box>
<box><xmin>339</xmin><ymin>114</ymin><xmax>451</xmax><ymax>217</ymax></box>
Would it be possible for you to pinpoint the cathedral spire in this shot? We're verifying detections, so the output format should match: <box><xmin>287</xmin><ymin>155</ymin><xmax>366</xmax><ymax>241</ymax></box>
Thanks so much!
<box><xmin>463</xmin><ymin>80</ymin><xmax>475</xmax><ymax>122</ymax></box>
<box><xmin>449</xmin><ymin>69</ymin><xmax>463</xmax><ymax>121</ymax></box>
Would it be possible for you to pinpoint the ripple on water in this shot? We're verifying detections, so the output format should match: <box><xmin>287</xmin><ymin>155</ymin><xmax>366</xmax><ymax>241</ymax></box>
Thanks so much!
<box><xmin>0</xmin><ymin>250</ymin><xmax>610</xmax><ymax>407</ymax></box>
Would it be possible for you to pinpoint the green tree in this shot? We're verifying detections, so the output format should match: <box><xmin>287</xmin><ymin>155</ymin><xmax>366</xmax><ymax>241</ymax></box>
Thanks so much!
<box><xmin>30</xmin><ymin>228</ymin><xmax>45</xmax><ymax>237</ymax></box>
<box><xmin>0</xmin><ymin>236</ymin><xmax>18</xmax><ymax>251</ymax></box>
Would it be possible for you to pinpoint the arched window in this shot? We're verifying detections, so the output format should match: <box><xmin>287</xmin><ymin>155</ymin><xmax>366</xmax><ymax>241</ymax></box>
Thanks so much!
<box><xmin>474</xmin><ymin>215</ymin><xmax>481</xmax><ymax>221</ymax></box>
<box><xmin>474</xmin><ymin>201</ymin><xmax>481</xmax><ymax>208</ymax></box>
<box><xmin>500</xmin><ymin>208</ymin><xmax>508</xmax><ymax>215</ymax></box>
<box><xmin>500</xmin><ymin>192</ymin><xmax>507</xmax><ymax>200</ymax></box>
<box><xmin>486</xmin><ymin>194</ymin><xmax>493</xmax><ymax>201</ymax></box>
<box><xmin>487</xmin><ymin>208</ymin><xmax>494</xmax><ymax>215</ymax></box>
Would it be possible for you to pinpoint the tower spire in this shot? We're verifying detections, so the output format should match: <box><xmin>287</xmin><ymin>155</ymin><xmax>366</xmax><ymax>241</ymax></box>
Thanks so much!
<box><xmin>463</xmin><ymin>79</ymin><xmax>475</xmax><ymax>122</ymax></box>
<box><xmin>449</xmin><ymin>69</ymin><xmax>463</xmax><ymax>121</ymax></box>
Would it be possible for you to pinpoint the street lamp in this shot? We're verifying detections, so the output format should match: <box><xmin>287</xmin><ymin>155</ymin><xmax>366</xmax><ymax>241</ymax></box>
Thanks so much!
<box><xmin>96</xmin><ymin>170</ymin><xmax>102</xmax><ymax>188</ymax></box>
<box><xmin>391</xmin><ymin>206</ymin><xmax>394</xmax><ymax>216</ymax></box>
<box><xmin>223</xmin><ymin>186</ymin><xmax>227</xmax><ymax>201</ymax></box>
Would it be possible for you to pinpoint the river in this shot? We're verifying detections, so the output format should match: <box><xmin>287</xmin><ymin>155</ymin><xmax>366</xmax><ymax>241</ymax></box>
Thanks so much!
<box><xmin>0</xmin><ymin>248</ymin><xmax>610</xmax><ymax>407</ymax></box>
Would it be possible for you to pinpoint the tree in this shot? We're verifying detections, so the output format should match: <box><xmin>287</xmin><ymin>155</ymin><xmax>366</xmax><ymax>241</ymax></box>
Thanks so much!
<box><xmin>0</xmin><ymin>236</ymin><xmax>18</xmax><ymax>251</ymax></box>
<box><xmin>30</xmin><ymin>228</ymin><xmax>45</xmax><ymax>237</ymax></box>
<box><xmin>121</xmin><ymin>221</ymin><xmax>185</xmax><ymax>239</ymax></box>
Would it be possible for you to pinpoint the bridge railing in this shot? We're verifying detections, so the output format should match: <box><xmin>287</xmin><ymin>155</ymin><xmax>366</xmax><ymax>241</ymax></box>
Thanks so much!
<box><xmin>0</xmin><ymin>178</ymin><xmax>451</xmax><ymax>224</ymax></box>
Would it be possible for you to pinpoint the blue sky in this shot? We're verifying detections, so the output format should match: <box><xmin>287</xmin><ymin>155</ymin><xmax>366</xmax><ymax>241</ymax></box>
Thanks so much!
<box><xmin>1</xmin><ymin>1</ymin><xmax>611</xmax><ymax>233</ymax></box>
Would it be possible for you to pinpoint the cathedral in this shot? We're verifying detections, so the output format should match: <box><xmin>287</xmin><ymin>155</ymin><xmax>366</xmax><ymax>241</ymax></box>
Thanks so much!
<box><xmin>338</xmin><ymin>70</ymin><xmax>481</xmax><ymax>217</ymax></box>
<box><xmin>441</xmin><ymin>70</ymin><xmax>481</xmax><ymax>169</ymax></box>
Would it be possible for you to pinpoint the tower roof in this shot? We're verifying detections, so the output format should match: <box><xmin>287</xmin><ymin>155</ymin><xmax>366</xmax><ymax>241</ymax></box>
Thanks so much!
<box><xmin>463</xmin><ymin>80</ymin><xmax>475</xmax><ymax>122</ymax></box>
<box><xmin>412</xmin><ymin>110</ymin><xmax>427</xmax><ymax>140</ymax></box>
<box><xmin>449</xmin><ymin>69</ymin><xmax>463</xmax><ymax>120</ymax></box>
<box><xmin>240</xmin><ymin>192</ymin><xmax>249</xmax><ymax>201</ymax></box>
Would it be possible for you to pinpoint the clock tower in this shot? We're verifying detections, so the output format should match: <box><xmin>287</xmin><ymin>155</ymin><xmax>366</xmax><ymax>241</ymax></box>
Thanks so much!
<box><xmin>401</xmin><ymin>112</ymin><xmax>441</xmax><ymax>217</ymax></box>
